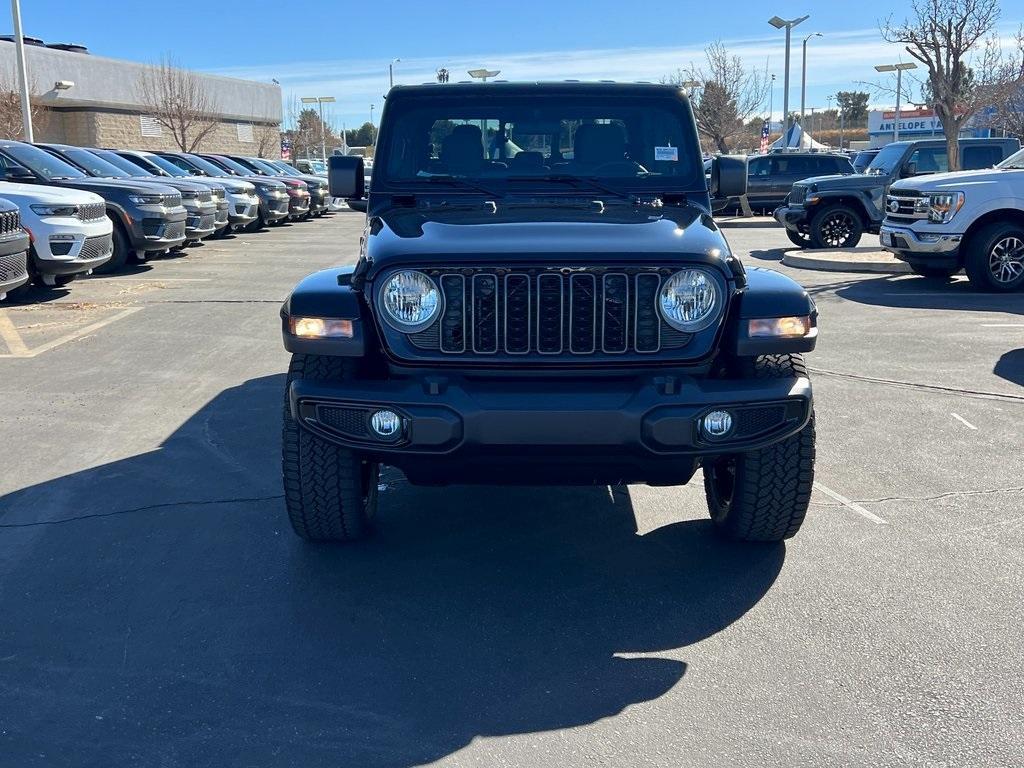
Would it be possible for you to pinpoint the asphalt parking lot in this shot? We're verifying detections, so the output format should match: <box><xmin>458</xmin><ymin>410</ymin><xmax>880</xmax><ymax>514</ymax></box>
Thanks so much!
<box><xmin>1</xmin><ymin>211</ymin><xmax>1022</xmax><ymax>767</ymax></box>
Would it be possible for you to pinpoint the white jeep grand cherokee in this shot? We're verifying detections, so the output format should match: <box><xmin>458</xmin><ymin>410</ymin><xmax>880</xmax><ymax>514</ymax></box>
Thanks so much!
<box><xmin>0</xmin><ymin>182</ymin><xmax>113</xmax><ymax>287</ymax></box>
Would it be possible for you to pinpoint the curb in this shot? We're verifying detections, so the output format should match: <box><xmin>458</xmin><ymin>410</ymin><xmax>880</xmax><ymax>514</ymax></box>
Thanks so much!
<box><xmin>716</xmin><ymin>217</ymin><xmax>780</xmax><ymax>229</ymax></box>
<box><xmin>782</xmin><ymin>249</ymin><xmax>912</xmax><ymax>274</ymax></box>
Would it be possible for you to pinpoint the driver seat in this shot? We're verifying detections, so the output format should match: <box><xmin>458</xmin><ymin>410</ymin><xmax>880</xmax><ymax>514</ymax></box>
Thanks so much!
<box><xmin>567</xmin><ymin>123</ymin><xmax>627</xmax><ymax>172</ymax></box>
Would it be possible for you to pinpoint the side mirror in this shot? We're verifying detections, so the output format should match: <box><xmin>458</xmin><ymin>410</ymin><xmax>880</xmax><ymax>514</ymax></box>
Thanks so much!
<box><xmin>710</xmin><ymin>155</ymin><xmax>748</xmax><ymax>198</ymax></box>
<box><xmin>329</xmin><ymin>155</ymin><xmax>365</xmax><ymax>199</ymax></box>
<box><xmin>901</xmin><ymin>162</ymin><xmax>917</xmax><ymax>177</ymax></box>
<box><xmin>1</xmin><ymin>166</ymin><xmax>35</xmax><ymax>182</ymax></box>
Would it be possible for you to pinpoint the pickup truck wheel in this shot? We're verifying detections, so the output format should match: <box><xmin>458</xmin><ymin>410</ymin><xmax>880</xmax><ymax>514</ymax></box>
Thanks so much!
<box><xmin>910</xmin><ymin>264</ymin><xmax>959</xmax><ymax>280</ymax></box>
<box><xmin>785</xmin><ymin>229</ymin><xmax>811</xmax><ymax>248</ymax></box>
<box><xmin>94</xmin><ymin>220</ymin><xmax>131</xmax><ymax>274</ymax></box>
<box><xmin>282</xmin><ymin>354</ymin><xmax>379</xmax><ymax>542</ymax></box>
<box><xmin>809</xmin><ymin>204</ymin><xmax>863</xmax><ymax>249</ymax></box>
<box><xmin>964</xmin><ymin>222</ymin><xmax>1024</xmax><ymax>292</ymax></box>
<box><xmin>703</xmin><ymin>354</ymin><xmax>815</xmax><ymax>542</ymax></box>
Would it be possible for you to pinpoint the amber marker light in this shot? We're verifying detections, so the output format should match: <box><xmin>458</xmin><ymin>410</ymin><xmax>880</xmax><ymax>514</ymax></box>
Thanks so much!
<box><xmin>289</xmin><ymin>317</ymin><xmax>354</xmax><ymax>338</ymax></box>
<box><xmin>748</xmin><ymin>316</ymin><xmax>812</xmax><ymax>337</ymax></box>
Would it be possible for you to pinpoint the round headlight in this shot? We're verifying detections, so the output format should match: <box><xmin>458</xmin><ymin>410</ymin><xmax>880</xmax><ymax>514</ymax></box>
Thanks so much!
<box><xmin>658</xmin><ymin>269</ymin><xmax>721</xmax><ymax>332</ymax></box>
<box><xmin>380</xmin><ymin>270</ymin><xmax>440</xmax><ymax>332</ymax></box>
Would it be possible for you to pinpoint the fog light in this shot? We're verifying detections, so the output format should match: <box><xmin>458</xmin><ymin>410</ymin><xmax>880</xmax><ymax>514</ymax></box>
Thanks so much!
<box><xmin>370</xmin><ymin>410</ymin><xmax>402</xmax><ymax>438</ymax></box>
<box><xmin>703</xmin><ymin>410</ymin><xmax>733</xmax><ymax>438</ymax></box>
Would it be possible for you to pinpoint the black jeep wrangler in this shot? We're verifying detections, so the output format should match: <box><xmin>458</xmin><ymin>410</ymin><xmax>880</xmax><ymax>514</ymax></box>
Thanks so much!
<box><xmin>280</xmin><ymin>82</ymin><xmax>818</xmax><ymax>543</ymax></box>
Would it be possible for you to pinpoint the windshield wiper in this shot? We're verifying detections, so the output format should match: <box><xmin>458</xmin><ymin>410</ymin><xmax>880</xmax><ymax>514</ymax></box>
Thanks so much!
<box><xmin>395</xmin><ymin>175</ymin><xmax>502</xmax><ymax>198</ymax></box>
<box><xmin>505</xmin><ymin>173</ymin><xmax>634</xmax><ymax>200</ymax></box>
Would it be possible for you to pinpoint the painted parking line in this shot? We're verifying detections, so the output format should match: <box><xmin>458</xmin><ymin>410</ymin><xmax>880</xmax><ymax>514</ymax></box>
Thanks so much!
<box><xmin>980</xmin><ymin>324</ymin><xmax>1024</xmax><ymax>328</ymax></box>
<box><xmin>813</xmin><ymin>482</ymin><xmax>889</xmax><ymax>525</ymax></box>
<box><xmin>0</xmin><ymin>306</ymin><xmax>143</xmax><ymax>358</ymax></box>
<box><xmin>89</xmin><ymin>277</ymin><xmax>212</xmax><ymax>282</ymax></box>
<box><xmin>951</xmin><ymin>413</ymin><xmax>978</xmax><ymax>430</ymax></box>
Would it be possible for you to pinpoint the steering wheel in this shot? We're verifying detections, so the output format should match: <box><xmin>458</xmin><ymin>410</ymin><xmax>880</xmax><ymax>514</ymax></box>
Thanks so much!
<box><xmin>588</xmin><ymin>160</ymin><xmax>649</xmax><ymax>175</ymax></box>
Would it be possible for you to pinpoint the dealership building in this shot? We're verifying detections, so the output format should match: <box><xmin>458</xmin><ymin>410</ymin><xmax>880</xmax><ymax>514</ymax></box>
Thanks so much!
<box><xmin>0</xmin><ymin>39</ymin><xmax>282</xmax><ymax>156</ymax></box>
<box><xmin>867</xmin><ymin>107</ymin><xmax>991</xmax><ymax>147</ymax></box>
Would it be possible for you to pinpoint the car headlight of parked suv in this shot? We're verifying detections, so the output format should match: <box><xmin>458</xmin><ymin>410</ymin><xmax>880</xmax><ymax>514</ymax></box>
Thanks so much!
<box><xmin>379</xmin><ymin>270</ymin><xmax>441</xmax><ymax>332</ymax></box>
<box><xmin>128</xmin><ymin>193</ymin><xmax>169</xmax><ymax>205</ymax></box>
<box><xmin>658</xmin><ymin>269</ymin><xmax>721</xmax><ymax>332</ymax></box>
<box><xmin>926</xmin><ymin>192</ymin><xmax>964</xmax><ymax>224</ymax></box>
<box><xmin>30</xmin><ymin>203</ymin><xmax>78</xmax><ymax>217</ymax></box>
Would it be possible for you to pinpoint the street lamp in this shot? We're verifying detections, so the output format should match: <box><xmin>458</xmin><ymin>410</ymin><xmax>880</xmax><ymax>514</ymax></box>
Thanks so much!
<box><xmin>468</xmin><ymin>68</ymin><xmax>501</xmax><ymax>82</ymax></box>
<box><xmin>768</xmin><ymin>14</ymin><xmax>810</xmax><ymax>133</ymax></box>
<box><xmin>389</xmin><ymin>58</ymin><xmax>401</xmax><ymax>90</ymax></box>
<box><xmin>800</xmin><ymin>32</ymin><xmax>822</xmax><ymax>124</ymax></box>
<box><xmin>10</xmin><ymin>0</ymin><xmax>33</xmax><ymax>141</ymax></box>
<box><xmin>369</xmin><ymin>104</ymin><xmax>375</xmax><ymax>146</ymax></box>
<box><xmin>875</xmin><ymin>62</ymin><xmax>917</xmax><ymax>142</ymax></box>
<box><xmin>768</xmin><ymin>73</ymin><xmax>776</xmax><ymax>128</ymax></box>
<box><xmin>679</xmin><ymin>79</ymin><xmax>701</xmax><ymax>98</ymax></box>
<box><xmin>300</xmin><ymin>96</ymin><xmax>336</xmax><ymax>164</ymax></box>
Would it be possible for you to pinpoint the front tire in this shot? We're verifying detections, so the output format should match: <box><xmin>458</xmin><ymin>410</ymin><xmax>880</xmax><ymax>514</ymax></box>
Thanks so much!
<box><xmin>964</xmin><ymin>222</ymin><xmax>1024</xmax><ymax>292</ymax></box>
<box><xmin>282</xmin><ymin>354</ymin><xmax>379</xmax><ymax>542</ymax></box>
<box><xmin>703</xmin><ymin>354</ymin><xmax>815</xmax><ymax>542</ymax></box>
<box><xmin>785</xmin><ymin>228</ymin><xmax>812</xmax><ymax>248</ymax></box>
<box><xmin>95</xmin><ymin>220</ymin><xmax>131</xmax><ymax>274</ymax></box>
<box><xmin>810</xmin><ymin>204</ymin><xmax>863</xmax><ymax>249</ymax></box>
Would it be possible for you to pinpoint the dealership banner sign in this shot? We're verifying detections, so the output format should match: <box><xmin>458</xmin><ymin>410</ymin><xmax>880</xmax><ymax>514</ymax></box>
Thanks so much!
<box><xmin>868</xmin><ymin>108</ymin><xmax>944</xmax><ymax>135</ymax></box>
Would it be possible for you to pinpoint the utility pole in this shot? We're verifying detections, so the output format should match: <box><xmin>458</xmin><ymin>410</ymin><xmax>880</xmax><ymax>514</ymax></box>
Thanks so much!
<box><xmin>389</xmin><ymin>58</ymin><xmax>401</xmax><ymax>90</ymax></box>
<box><xmin>11</xmin><ymin>0</ymin><xmax>33</xmax><ymax>142</ymax></box>
<box><xmin>769</xmin><ymin>14</ymin><xmax>809</xmax><ymax>133</ymax></box>
<box><xmin>800</xmin><ymin>32</ymin><xmax>822</xmax><ymax>125</ymax></box>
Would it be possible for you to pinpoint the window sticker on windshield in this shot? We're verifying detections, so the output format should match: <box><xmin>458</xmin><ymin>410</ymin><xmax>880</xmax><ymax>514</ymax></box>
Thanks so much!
<box><xmin>655</xmin><ymin>146</ymin><xmax>678</xmax><ymax>162</ymax></box>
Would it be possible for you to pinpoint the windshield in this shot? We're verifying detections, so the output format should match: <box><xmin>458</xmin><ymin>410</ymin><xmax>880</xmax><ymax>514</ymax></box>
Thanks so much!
<box><xmin>208</xmin><ymin>155</ymin><xmax>254</xmax><ymax>176</ymax></box>
<box><xmin>57</xmin><ymin>147</ymin><xmax>131</xmax><ymax>178</ymax></box>
<box><xmin>997</xmin><ymin>148</ymin><xmax>1024</xmax><ymax>169</ymax></box>
<box><xmin>378</xmin><ymin>93</ymin><xmax>703</xmax><ymax>193</ymax></box>
<box><xmin>2</xmin><ymin>143</ymin><xmax>87</xmax><ymax>179</ymax></box>
<box><xmin>136</xmin><ymin>152</ymin><xmax>189</xmax><ymax>178</ymax></box>
<box><xmin>92</xmin><ymin>149</ymin><xmax>155</xmax><ymax>177</ymax></box>
<box><xmin>176</xmin><ymin>153</ymin><xmax>229</xmax><ymax>177</ymax></box>
<box><xmin>270</xmin><ymin>161</ymin><xmax>302</xmax><ymax>176</ymax></box>
<box><xmin>249</xmin><ymin>158</ymin><xmax>286</xmax><ymax>176</ymax></box>
<box><xmin>852</xmin><ymin>152</ymin><xmax>876</xmax><ymax>173</ymax></box>
<box><xmin>864</xmin><ymin>144</ymin><xmax>907</xmax><ymax>176</ymax></box>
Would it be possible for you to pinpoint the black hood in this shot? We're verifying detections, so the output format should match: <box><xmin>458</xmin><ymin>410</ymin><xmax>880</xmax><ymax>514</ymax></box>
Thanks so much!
<box><xmin>50</xmin><ymin>177</ymin><xmax>183</xmax><ymax>197</ymax></box>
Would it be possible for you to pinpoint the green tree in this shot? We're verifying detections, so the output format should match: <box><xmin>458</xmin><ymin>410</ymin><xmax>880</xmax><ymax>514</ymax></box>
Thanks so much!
<box><xmin>345</xmin><ymin>122</ymin><xmax>376</xmax><ymax>147</ymax></box>
<box><xmin>835</xmin><ymin>91</ymin><xmax>869</xmax><ymax>124</ymax></box>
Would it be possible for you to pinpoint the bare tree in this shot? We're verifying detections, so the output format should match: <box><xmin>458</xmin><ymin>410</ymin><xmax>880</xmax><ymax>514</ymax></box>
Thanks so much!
<box><xmin>666</xmin><ymin>42</ymin><xmax>769</xmax><ymax>153</ymax></box>
<box><xmin>253</xmin><ymin>122</ymin><xmax>280</xmax><ymax>158</ymax></box>
<box><xmin>136</xmin><ymin>56</ymin><xmax>218</xmax><ymax>151</ymax></box>
<box><xmin>882</xmin><ymin>0</ymin><xmax>1024</xmax><ymax>170</ymax></box>
<box><xmin>0</xmin><ymin>68</ymin><xmax>48</xmax><ymax>140</ymax></box>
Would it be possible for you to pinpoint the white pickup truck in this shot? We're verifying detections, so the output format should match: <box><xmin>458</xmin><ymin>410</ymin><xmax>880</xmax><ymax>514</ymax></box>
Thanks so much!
<box><xmin>880</xmin><ymin>148</ymin><xmax>1024</xmax><ymax>292</ymax></box>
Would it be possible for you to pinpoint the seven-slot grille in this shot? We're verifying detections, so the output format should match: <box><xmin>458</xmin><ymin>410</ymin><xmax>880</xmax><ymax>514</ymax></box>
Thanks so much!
<box><xmin>0</xmin><ymin>208</ymin><xmax>20</xmax><ymax>235</ymax></box>
<box><xmin>788</xmin><ymin>186</ymin><xmax>807</xmax><ymax>205</ymax></box>
<box><xmin>401</xmin><ymin>267</ymin><xmax>697</xmax><ymax>361</ymax></box>
<box><xmin>77</xmin><ymin>202</ymin><xmax>106</xmax><ymax>221</ymax></box>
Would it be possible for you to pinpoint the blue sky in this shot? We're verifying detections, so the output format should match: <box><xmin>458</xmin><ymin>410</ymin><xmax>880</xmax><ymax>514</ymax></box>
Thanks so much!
<box><xmin>13</xmin><ymin>0</ymin><xmax>1024</xmax><ymax>129</ymax></box>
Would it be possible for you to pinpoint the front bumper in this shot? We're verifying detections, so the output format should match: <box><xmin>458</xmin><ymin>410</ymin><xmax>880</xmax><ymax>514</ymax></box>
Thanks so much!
<box><xmin>128</xmin><ymin>208</ymin><xmax>188</xmax><ymax>252</ymax></box>
<box><xmin>288</xmin><ymin>373</ymin><xmax>812</xmax><ymax>482</ymax></box>
<box><xmin>35</xmin><ymin>233</ymin><xmax>113</xmax><ymax>276</ymax></box>
<box><xmin>288</xmin><ymin>196</ymin><xmax>311</xmax><ymax>216</ymax></box>
<box><xmin>184</xmin><ymin>206</ymin><xmax>217</xmax><ymax>240</ymax></box>
<box><xmin>0</xmin><ymin>247</ymin><xmax>29</xmax><ymax>298</ymax></box>
<box><xmin>261</xmin><ymin>197</ymin><xmax>291</xmax><ymax>223</ymax></box>
<box><xmin>227</xmin><ymin>194</ymin><xmax>259</xmax><ymax>226</ymax></box>
<box><xmin>880</xmin><ymin>224</ymin><xmax>963</xmax><ymax>267</ymax></box>
<box><xmin>774</xmin><ymin>204</ymin><xmax>809</xmax><ymax>232</ymax></box>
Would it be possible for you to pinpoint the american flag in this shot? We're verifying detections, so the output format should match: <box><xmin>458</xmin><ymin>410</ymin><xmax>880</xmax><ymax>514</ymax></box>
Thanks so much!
<box><xmin>759</xmin><ymin>119</ymin><xmax>770</xmax><ymax>154</ymax></box>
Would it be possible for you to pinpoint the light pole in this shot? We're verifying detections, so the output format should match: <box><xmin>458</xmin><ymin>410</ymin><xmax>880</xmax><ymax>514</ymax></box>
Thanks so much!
<box><xmin>769</xmin><ymin>14</ymin><xmax>809</xmax><ymax>133</ymax></box>
<box><xmin>389</xmin><ymin>58</ymin><xmax>401</xmax><ymax>90</ymax></box>
<box><xmin>768</xmin><ymin>73</ymin><xmax>776</xmax><ymax>127</ymax></box>
<box><xmin>468</xmin><ymin>68</ymin><xmax>501</xmax><ymax>82</ymax></box>
<box><xmin>809</xmin><ymin>107</ymin><xmax>817</xmax><ymax>136</ymax></box>
<box><xmin>10</xmin><ymin>0</ymin><xmax>33</xmax><ymax>142</ymax></box>
<box><xmin>369</xmin><ymin>104</ymin><xmax>375</xmax><ymax>146</ymax></box>
<box><xmin>838</xmin><ymin>96</ymin><xmax>845</xmax><ymax>149</ymax></box>
<box><xmin>875</xmin><ymin>62</ymin><xmax>917</xmax><ymax>142</ymax></box>
<box><xmin>800</xmin><ymin>32</ymin><xmax>822</xmax><ymax>125</ymax></box>
<box><xmin>300</xmin><ymin>96</ymin><xmax>336</xmax><ymax>164</ymax></box>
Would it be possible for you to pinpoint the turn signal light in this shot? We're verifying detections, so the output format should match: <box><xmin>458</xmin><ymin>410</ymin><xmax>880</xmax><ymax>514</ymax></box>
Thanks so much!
<box><xmin>748</xmin><ymin>316</ymin><xmax>812</xmax><ymax>338</ymax></box>
<box><xmin>289</xmin><ymin>316</ymin><xmax>354</xmax><ymax>338</ymax></box>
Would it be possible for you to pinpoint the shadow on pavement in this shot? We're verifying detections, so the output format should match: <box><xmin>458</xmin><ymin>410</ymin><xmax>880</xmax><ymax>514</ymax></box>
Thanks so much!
<box><xmin>748</xmin><ymin>248</ymin><xmax>787</xmax><ymax>261</ymax></box>
<box><xmin>835</xmin><ymin>273</ymin><xmax>1024</xmax><ymax>315</ymax></box>
<box><xmin>0</xmin><ymin>375</ymin><xmax>784</xmax><ymax>767</ymax></box>
<box><xmin>994</xmin><ymin>349</ymin><xmax>1024</xmax><ymax>388</ymax></box>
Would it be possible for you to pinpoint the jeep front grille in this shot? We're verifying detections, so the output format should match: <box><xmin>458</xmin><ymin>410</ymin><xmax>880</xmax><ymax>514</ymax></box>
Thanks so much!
<box><xmin>80</xmin><ymin>233</ymin><xmax>112</xmax><ymax>261</ymax></box>
<box><xmin>392</xmin><ymin>266</ymin><xmax>701</xmax><ymax>363</ymax></box>
<box><xmin>0</xmin><ymin>209</ymin><xmax>20</xmax><ymax>235</ymax></box>
<box><xmin>77</xmin><ymin>202</ymin><xmax>106</xmax><ymax>222</ymax></box>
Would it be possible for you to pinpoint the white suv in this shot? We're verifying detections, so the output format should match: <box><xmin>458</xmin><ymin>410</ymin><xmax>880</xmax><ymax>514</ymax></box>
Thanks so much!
<box><xmin>0</xmin><ymin>182</ymin><xmax>112</xmax><ymax>287</ymax></box>
<box><xmin>881</xmin><ymin>148</ymin><xmax>1024</xmax><ymax>292</ymax></box>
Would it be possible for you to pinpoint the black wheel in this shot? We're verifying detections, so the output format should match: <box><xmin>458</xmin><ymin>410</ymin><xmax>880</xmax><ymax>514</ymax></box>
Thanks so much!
<box><xmin>703</xmin><ymin>354</ymin><xmax>816</xmax><ymax>542</ymax></box>
<box><xmin>910</xmin><ymin>264</ymin><xmax>959</xmax><ymax>280</ymax></box>
<box><xmin>964</xmin><ymin>222</ymin><xmax>1024</xmax><ymax>292</ymax></box>
<box><xmin>810</xmin><ymin>204</ymin><xmax>864</xmax><ymax>249</ymax></box>
<box><xmin>212</xmin><ymin>225</ymin><xmax>230</xmax><ymax>239</ymax></box>
<box><xmin>785</xmin><ymin>228</ymin><xmax>812</xmax><ymax>248</ymax></box>
<box><xmin>94</xmin><ymin>220</ymin><xmax>131</xmax><ymax>274</ymax></box>
<box><xmin>282</xmin><ymin>354</ymin><xmax>379</xmax><ymax>542</ymax></box>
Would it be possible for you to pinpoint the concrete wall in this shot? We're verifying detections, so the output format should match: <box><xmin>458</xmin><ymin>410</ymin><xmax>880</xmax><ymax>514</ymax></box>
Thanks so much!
<box><xmin>0</xmin><ymin>42</ymin><xmax>281</xmax><ymax>122</ymax></box>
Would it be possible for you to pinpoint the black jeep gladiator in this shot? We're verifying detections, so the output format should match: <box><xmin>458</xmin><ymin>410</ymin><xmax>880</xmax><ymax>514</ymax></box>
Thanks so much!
<box><xmin>280</xmin><ymin>82</ymin><xmax>818</xmax><ymax>543</ymax></box>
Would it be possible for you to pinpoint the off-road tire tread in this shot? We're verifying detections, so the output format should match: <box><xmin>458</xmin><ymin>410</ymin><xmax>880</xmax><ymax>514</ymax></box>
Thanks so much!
<box><xmin>705</xmin><ymin>354</ymin><xmax>815</xmax><ymax>542</ymax></box>
<box><xmin>282</xmin><ymin>354</ymin><xmax>375</xmax><ymax>542</ymax></box>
